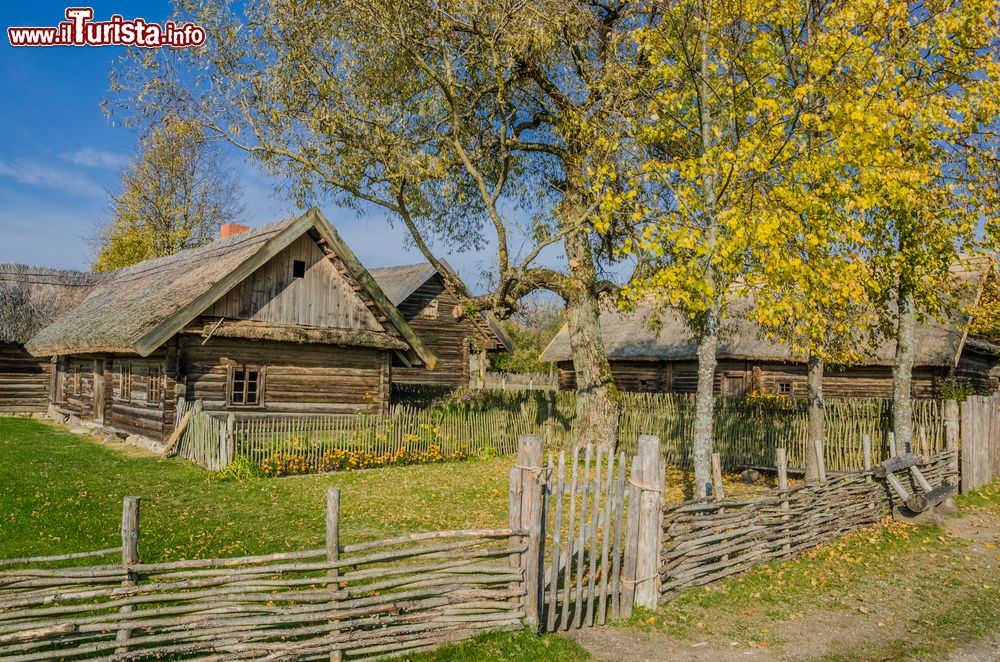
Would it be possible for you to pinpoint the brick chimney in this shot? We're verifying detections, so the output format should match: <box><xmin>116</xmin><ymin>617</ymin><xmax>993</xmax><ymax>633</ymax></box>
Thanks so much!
<box><xmin>220</xmin><ymin>223</ymin><xmax>251</xmax><ymax>239</ymax></box>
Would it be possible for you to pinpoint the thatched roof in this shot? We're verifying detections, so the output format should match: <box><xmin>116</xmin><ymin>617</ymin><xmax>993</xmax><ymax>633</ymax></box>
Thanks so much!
<box><xmin>0</xmin><ymin>265</ymin><xmax>97</xmax><ymax>345</ymax></box>
<box><xmin>26</xmin><ymin>209</ymin><xmax>437</xmax><ymax>368</ymax></box>
<box><xmin>543</xmin><ymin>255</ymin><xmax>999</xmax><ymax>367</ymax></box>
<box><xmin>540</xmin><ymin>301</ymin><xmax>998</xmax><ymax>367</ymax></box>
<box><xmin>371</xmin><ymin>261</ymin><xmax>513</xmax><ymax>351</ymax></box>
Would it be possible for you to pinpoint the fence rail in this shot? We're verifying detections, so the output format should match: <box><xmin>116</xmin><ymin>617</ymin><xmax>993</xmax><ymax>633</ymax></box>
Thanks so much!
<box><xmin>0</xmin><ymin>494</ymin><xmax>524</xmax><ymax>661</ymax></box>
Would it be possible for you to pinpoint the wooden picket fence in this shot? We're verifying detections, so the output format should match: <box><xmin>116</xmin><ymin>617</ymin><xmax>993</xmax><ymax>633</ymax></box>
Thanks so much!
<box><xmin>547</xmin><ymin>394</ymin><xmax>950</xmax><ymax>474</ymax></box>
<box><xmin>173</xmin><ymin>401</ymin><xmax>230</xmax><ymax>471</ymax></box>
<box><xmin>231</xmin><ymin>406</ymin><xmax>533</xmax><ymax>474</ymax></box>
<box><xmin>960</xmin><ymin>395</ymin><xmax>1000</xmax><ymax>492</ymax></box>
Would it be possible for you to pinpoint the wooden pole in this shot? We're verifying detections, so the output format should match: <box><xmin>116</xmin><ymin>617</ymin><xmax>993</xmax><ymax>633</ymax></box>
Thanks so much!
<box><xmin>813</xmin><ymin>439</ymin><xmax>827</xmax><ymax>483</ymax></box>
<box><xmin>862</xmin><ymin>434</ymin><xmax>872</xmax><ymax>480</ymax></box>
<box><xmin>633</xmin><ymin>435</ymin><xmax>663</xmax><ymax>610</ymax></box>
<box><xmin>710</xmin><ymin>453</ymin><xmax>724</xmax><ymax>501</ymax></box>
<box><xmin>115</xmin><ymin>496</ymin><xmax>139</xmax><ymax>653</ymax></box>
<box><xmin>515</xmin><ymin>434</ymin><xmax>544</xmax><ymax>630</ymax></box>
<box><xmin>776</xmin><ymin>448</ymin><xmax>789</xmax><ymax>555</ymax></box>
<box><xmin>326</xmin><ymin>488</ymin><xmax>342</xmax><ymax>662</ymax></box>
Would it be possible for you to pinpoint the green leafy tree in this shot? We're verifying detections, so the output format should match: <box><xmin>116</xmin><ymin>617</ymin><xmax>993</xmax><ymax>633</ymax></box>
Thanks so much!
<box><xmin>92</xmin><ymin>117</ymin><xmax>244</xmax><ymax>271</ymax></box>
<box><xmin>111</xmin><ymin>0</ymin><xmax>648</xmax><ymax>445</ymax></box>
<box><xmin>490</xmin><ymin>299</ymin><xmax>564</xmax><ymax>374</ymax></box>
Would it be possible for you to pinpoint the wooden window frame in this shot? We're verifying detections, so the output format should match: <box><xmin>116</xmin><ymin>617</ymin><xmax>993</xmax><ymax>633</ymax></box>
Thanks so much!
<box><xmin>227</xmin><ymin>364</ymin><xmax>266</xmax><ymax>408</ymax></box>
<box><xmin>117</xmin><ymin>363</ymin><xmax>132</xmax><ymax>401</ymax></box>
<box><xmin>419</xmin><ymin>298</ymin><xmax>440</xmax><ymax>320</ymax></box>
<box><xmin>147</xmin><ymin>366</ymin><xmax>162</xmax><ymax>405</ymax></box>
<box><xmin>778</xmin><ymin>381</ymin><xmax>792</xmax><ymax>396</ymax></box>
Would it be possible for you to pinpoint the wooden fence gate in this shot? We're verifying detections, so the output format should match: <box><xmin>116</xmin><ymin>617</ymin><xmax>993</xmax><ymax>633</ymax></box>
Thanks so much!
<box><xmin>510</xmin><ymin>435</ymin><xmax>664</xmax><ymax>633</ymax></box>
<box><xmin>960</xmin><ymin>395</ymin><xmax>1000</xmax><ymax>492</ymax></box>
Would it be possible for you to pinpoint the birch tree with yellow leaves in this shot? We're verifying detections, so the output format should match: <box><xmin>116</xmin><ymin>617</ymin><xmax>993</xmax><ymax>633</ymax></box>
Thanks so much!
<box><xmin>832</xmin><ymin>0</ymin><xmax>1000</xmax><ymax>454</ymax></box>
<box><xmin>614</xmin><ymin>0</ymin><xmax>817</xmax><ymax>496</ymax></box>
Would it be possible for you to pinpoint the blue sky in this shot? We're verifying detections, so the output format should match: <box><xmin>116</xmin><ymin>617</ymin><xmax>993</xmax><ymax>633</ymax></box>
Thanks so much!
<box><xmin>0</xmin><ymin>2</ymin><xmax>502</xmax><ymax>291</ymax></box>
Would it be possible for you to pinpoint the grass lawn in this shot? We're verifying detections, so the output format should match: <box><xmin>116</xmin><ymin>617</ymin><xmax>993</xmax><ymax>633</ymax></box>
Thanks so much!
<box><xmin>0</xmin><ymin>417</ymin><xmax>514</xmax><ymax>561</ymax></box>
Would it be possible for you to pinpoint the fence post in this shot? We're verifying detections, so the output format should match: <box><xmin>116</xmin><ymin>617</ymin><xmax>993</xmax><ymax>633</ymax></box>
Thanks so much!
<box><xmin>776</xmin><ymin>448</ymin><xmax>790</xmax><ymax>556</ymax></box>
<box><xmin>222</xmin><ymin>413</ymin><xmax>236</xmax><ymax>468</ymax></box>
<box><xmin>711</xmin><ymin>453</ymin><xmax>725</xmax><ymax>501</ymax></box>
<box><xmin>813</xmin><ymin>438</ymin><xmax>827</xmax><ymax>483</ymax></box>
<box><xmin>624</xmin><ymin>434</ymin><xmax>664</xmax><ymax>611</ymax></box>
<box><xmin>511</xmin><ymin>434</ymin><xmax>544</xmax><ymax>629</ymax></box>
<box><xmin>115</xmin><ymin>496</ymin><xmax>140</xmax><ymax>653</ymax></box>
<box><xmin>944</xmin><ymin>399</ymin><xmax>960</xmax><ymax>488</ymax></box>
<box><xmin>326</xmin><ymin>488</ymin><xmax>342</xmax><ymax>662</ymax></box>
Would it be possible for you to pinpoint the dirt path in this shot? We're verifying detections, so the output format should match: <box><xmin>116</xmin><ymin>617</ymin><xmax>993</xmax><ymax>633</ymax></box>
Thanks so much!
<box><xmin>567</xmin><ymin>508</ymin><xmax>1000</xmax><ymax>662</ymax></box>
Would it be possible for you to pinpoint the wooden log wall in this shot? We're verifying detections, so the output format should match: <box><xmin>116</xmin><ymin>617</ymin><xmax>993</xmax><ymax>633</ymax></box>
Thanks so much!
<box><xmin>390</xmin><ymin>276</ymin><xmax>478</xmax><ymax>389</ymax></box>
<box><xmin>0</xmin><ymin>512</ymin><xmax>525</xmax><ymax>660</ymax></box>
<box><xmin>658</xmin><ymin>449</ymin><xmax>959</xmax><ymax>598</ymax></box>
<box><xmin>182</xmin><ymin>337</ymin><xmax>390</xmax><ymax>418</ymax></box>
<box><xmin>0</xmin><ymin>344</ymin><xmax>50</xmax><ymax>414</ymax></box>
<box><xmin>558</xmin><ymin>359</ymin><xmax>953</xmax><ymax>399</ymax></box>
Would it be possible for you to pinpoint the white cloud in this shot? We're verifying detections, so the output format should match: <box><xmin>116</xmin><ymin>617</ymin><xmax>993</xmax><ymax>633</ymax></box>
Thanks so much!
<box><xmin>61</xmin><ymin>147</ymin><xmax>128</xmax><ymax>169</ymax></box>
<box><xmin>0</xmin><ymin>160</ymin><xmax>104</xmax><ymax>198</ymax></box>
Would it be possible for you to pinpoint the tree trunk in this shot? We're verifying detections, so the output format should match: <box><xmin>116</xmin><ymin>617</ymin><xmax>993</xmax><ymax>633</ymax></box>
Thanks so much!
<box><xmin>805</xmin><ymin>352</ymin><xmax>823</xmax><ymax>483</ymax></box>
<box><xmin>892</xmin><ymin>287</ymin><xmax>916</xmax><ymax>456</ymax></box>
<box><xmin>563</xmin><ymin>221</ymin><xmax>620</xmax><ymax>448</ymax></box>
<box><xmin>693</xmin><ymin>309</ymin><xmax>718</xmax><ymax>499</ymax></box>
<box><xmin>691</xmin><ymin>0</ymin><xmax>719</xmax><ymax>499</ymax></box>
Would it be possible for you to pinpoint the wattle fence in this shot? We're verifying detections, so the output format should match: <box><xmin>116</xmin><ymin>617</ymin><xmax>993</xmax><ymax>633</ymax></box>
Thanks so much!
<box><xmin>0</xmin><ymin>432</ymin><xmax>967</xmax><ymax>659</ymax></box>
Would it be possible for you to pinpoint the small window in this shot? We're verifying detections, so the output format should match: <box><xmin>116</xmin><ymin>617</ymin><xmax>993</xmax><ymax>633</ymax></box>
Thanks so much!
<box><xmin>118</xmin><ymin>364</ymin><xmax>132</xmax><ymax>400</ymax></box>
<box><xmin>778</xmin><ymin>382</ymin><xmax>792</xmax><ymax>395</ymax></box>
<box><xmin>148</xmin><ymin>367</ymin><xmax>162</xmax><ymax>404</ymax></box>
<box><xmin>229</xmin><ymin>366</ymin><xmax>264</xmax><ymax>407</ymax></box>
<box><xmin>292</xmin><ymin>259</ymin><xmax>306</xmax><ymax>278</ymax></box>
<box><xmin>419</xmin><ymin>298</ymin><xmax>440</xmax><ymax>319</ymax></box>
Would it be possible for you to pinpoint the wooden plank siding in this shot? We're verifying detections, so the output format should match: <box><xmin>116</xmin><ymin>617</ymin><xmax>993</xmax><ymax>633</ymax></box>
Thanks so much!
<box><xmin>205</xmin><ymin>234</ymin><xmax>383</xmax><ymax>332</ymax></box>
<box><xmin>557</xmin><ymin>358</ymin><xmax>968</xmax><ymax>399</ymax></box>
<box><xmin>390</xmin><ymin>276</ymin><xmax>476</xmax><ymax>388</ymax></box>
<box><xmin>0</xmin><ymin>343</ymin><xmax>51</xmax><ymax>413</ymax></box>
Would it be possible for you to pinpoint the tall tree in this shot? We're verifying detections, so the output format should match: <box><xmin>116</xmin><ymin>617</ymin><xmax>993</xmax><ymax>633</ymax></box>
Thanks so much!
<box><xmin>749</xmin><ymin>0</ymin><xmax>880</xmax><ymax>482</ymax></box>
<box><xmin>111</xmin><ymin>0</ymin><xmax>646</xmax><ymax>445</ymax></box>
<box><xmin>834</xmin><ymin>0</ymin><xmax>1000</xmax><ymax>454</ymax></box>
<box><xmin>614</xmin><ymin>0</ymin><xmax>812</xmax><ymax>496</ymax></box>
<box><xmin>92</xmin><ymin>117</ymin><xmax>244</xmax><ymax>271</ymax></box>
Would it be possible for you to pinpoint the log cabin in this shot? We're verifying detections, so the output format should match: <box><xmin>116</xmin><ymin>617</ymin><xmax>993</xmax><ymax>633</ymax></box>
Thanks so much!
<box><xmin>0</xmin><ymin>265</ymin><xmax>95</xmax><ymax>414</ymax></box>
<box><xmin>541</xmin><ymin>299</ymin><xmax>1000</xmax><ymax>399</ymax></box>
<box><xmin>25</xmin><ymin>209</ymin><xmax>437</xmax><ymax>442</ymax></box>
<box><xmin>370</xmin><ymin>262</ymin><xmax>511</xmax><ymax>389</ymax></box>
